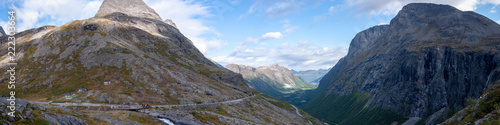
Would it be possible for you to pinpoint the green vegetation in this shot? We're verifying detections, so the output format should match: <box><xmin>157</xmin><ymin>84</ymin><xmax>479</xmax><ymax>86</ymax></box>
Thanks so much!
<box><xmin>444</xmin><ymin>80</ymin><xmax>500</xmax><ymax>124</ymax></box>
<box><xmin>214</xmin><ymin>106</ymin><xmax>231</xmax><ymax>116</ymax></box>
<box><xmin>303</xmin><ymin>92</ymin><xmax>406</xmax><ymax>125</ymax></box>
<box><xmin>191</xmin><ymin>112</ymin><xmax>225</xmax><ymax>124</ymax></box>
<box><xmin>267</xmin><ymin>98</ymin><xmax>293</xmax><ymax>110</ymax></box>
<box><xmin>128</xmin><ymin>113</ymin><xmax>159</xmax><ymax>124</ymax></box>
<box><xmin>19</xmin><ymin>117</ymin><xmax>50</xmax><ymax>125</ymax></box>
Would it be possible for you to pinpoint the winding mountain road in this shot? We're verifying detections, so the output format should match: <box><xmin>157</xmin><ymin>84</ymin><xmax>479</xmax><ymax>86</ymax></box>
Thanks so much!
<box><xmin>292</xmin><ymin>105</ymin><xmax>302</xmax><ymax>117</ymax></box>
<box><xmin>153</xmin><ymin>94</ymin><xmax>256</xmax><ymax>108</ymax></box>
<box><xmin>31</xmin><ymin>94</ymin><xmax>258</xmax><ymax>108</ymax></box>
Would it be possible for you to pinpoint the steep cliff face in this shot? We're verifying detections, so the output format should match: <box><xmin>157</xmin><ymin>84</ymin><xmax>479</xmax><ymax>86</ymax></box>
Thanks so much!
<box><xmin>226</xmin><ymin>64</ymin><xmax>313</xmax><ymax>97</ymax></box>
<box><xmin>0</xmin><ymin>0</ymin><xmax>322</xmax><ymax>124</ymax></box>
<box><xmin>304</xmin><ymin>3</ymin><xmax>500</xmax><ymax>124</ymax></box>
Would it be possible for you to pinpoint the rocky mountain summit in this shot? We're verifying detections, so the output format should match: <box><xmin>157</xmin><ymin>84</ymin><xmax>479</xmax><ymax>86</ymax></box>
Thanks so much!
<box><xmin>95</xmin><ymin>0</ymin><xmax>162</xmax><ymax>20</ymax></box>
<box><xmin>225</xmin><ymin>64</ymin><xmax>314</xmax><ymax>97</ymax></box>
<box><xmin>0</xmin><ymin>0</ymin><xmax>321</xmax><ymax>124</ymax></box>
<box><xmin>303</xmin><ymin>3</ymin><xmax>500</xmax><ymax>125</ymax></box>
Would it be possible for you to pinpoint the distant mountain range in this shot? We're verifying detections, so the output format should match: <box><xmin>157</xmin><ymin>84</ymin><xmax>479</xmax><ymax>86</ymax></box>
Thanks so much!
<box><xmin>225</xmin><ymin>64</ymin><xmax>315</xmax><ymax>97</ymax></box>
<box><xmin>302</xmin><ymin>3</ymin><xmax>500</xmax><ymax>125</ymax></box>
<box><xmin>292</xmin><ymin>68</ymin><xmax>330</xmax><ymax>84</ymax></box>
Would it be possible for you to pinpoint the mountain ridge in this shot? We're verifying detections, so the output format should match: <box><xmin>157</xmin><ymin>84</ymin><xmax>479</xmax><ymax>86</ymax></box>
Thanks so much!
<box><xmin>225</xmin><ymin>64</ymin><xmax>314</xmax><ymax>97</ymax></box>
<box><xmin>292</xmin><ymin>68</ymin><xmax>330</xmax><ymax>84</ymax></box>
<box><xmin>303</xmin><ymin>3</ymin><xmax>500</xmax><ymax>125</ymax></box>
<box><xmin>0</xmin><ymin>0</ymin><xmax>322</xmax><ymax>124</ymax></box>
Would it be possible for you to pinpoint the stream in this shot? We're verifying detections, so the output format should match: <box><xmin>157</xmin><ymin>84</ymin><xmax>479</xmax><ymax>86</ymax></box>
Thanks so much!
<box><xmin>159</xmin><ymin>118</ymin><xmax>174</xmax><ymax>125</ymax></box>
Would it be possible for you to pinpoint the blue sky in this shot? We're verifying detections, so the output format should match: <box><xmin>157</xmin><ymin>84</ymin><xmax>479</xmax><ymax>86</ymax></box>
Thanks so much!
<box><xmin>1</xmin><ymin>0</ymin><xmax>500</xmax><ymax>71</ymax></box>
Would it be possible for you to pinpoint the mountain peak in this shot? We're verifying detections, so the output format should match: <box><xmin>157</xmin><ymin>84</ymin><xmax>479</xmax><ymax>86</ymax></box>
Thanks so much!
<box><xmin>402</xmin><ymin>3</ymin><xmax>460</xmax><ymax>14</ymax></box>
<box><xmin>164</xmin><ymin>19</ymin><xmax>177</xmax><ymax>28</ymax></box>
<box><xmin>389</xmin><ymin>3</ymin><xmax>500</xmax><ymax>43</ymax></box>
<box><xmin>260</xmin><ymin>64</ymin><xmax>286</xmax><ymax>69</ymax></box>
<box><xmin>390</xmin><ymin>3</ymin><xmax>460</xmax><ymax>28</ymax></box>
<box><xmin>95</xmin><ymin>0</ymin><xmax>162</xmax><ymax>20</ymax></box>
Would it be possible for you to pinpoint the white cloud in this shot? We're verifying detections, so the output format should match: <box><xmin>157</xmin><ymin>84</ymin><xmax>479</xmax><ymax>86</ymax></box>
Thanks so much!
<box><xmin>491</xmin><ymin>6</ymin><xmax>497</xmax><ymax>13</ymax></box>
<box><xmin>481</xmin><ymin>0</ymin><xmax>500</xmax><ymax>4</ymax></box>
<box><xmin>245</xmin><ymin>20</ymin><xmax>296</xmax><ymax>44</ymax></box>
<box><xmin>262</xmin><ymin>32</ymin><xmax>283</xmax><ymax>39</ymax></box>
<box><xmin>146</xmin><ymin>0</ymin><xmax>225</xmax><ymax>54</ymax></box>
<box><xmin>345</xmin><ymin>0</ymin><xmax>500</xmax><ymax>16</ymax></box>
<box><xmin>5</xmin><ymin>0</ymin><xmax>102</xmax><ymax>31</ymax></box>
<box><xmin>213</xmin><ymin>41</ymin><xmax>348</xmax><ymax>71</ymax></box>
<box><xmin>312</xmin><ymin>5</ymin><xmax>340</xmax><ymax>24</ymax></box>
<box><xmin>282</xmin><ymin>19</ymin><xmax>298</xmax><ymax>34</ymax></box>
<box><xmin>246</xmin><ymin>37</ymin><xmax>260</xmax><ymax>44</ymax></box>
<box><xmin>497</xmin><ymin>20</ymin><xmax>500</xmax><ymax>23</ymax></box>
<box><xmin>377</xmin><ymin>22</ymin><xmax>389</xmax><ymax>25</ymax></box>
<box><xmin>246</xmin><ymin>32</ymin><xmax>283</xmax><ymax>44</ymax></box>
<box><xmin>329</xmin><ymin>6</ymin><xmax>335</xmax><ymax>13</ymax></box>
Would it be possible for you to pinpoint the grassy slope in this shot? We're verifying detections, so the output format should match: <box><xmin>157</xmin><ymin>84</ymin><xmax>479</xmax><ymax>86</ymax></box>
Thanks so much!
<box><xmin>245</xmin><ymin>71</ymin><xmax>316</xmax><ymax>98</ymax></box>
<box><xmin>302</xmin><ymin>92</ymin><xmax>406</xmax><ymax>125</ymax></box>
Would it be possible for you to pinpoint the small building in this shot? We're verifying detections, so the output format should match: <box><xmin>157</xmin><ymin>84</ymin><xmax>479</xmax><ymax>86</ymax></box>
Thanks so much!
<box><xmin>104</xmin><ymin>80</ymin><xmax>112</xmax><ymax>85</ymax></box>
<box><xmin>77</xmin><ymin>88</ymin><xmax>88</xmax><ymax>92</ymax></box>
<box><xmin>62</xmin><ymin>94</ymin><xmax>77</xmax><ymax>99</ymax></box>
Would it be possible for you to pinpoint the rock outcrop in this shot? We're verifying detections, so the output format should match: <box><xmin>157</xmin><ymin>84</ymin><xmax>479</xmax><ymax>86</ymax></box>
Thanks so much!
<box><xmin>303</xmin><ymin>3</ymin><xmax>500</xmax><ymax>125</ymax></box>
<box><xmin>95</xmin><ymin>0</ymin><xmax>162</xmax><ymax>20</ymax></box>
<box><xmin>0</xmin><ymin>0</ymin><xmax>322</xmax><ymax>124</ymax></box>
<box><xmin>164</xmin><ymin>19</ymin><xmax>177</xmax><ymax>29</ymax></box>
<box><xmin>0</xmin><ymin>97</ymin><xmax>86</xmax><ymax>125</ymax></box>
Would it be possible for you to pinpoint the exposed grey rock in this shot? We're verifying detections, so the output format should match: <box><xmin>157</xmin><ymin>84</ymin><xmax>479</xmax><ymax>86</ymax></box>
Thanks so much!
<box><xmin>89</xmin><ymin>112</ymin><xmax>141</xmax><ymax>125</ymax></box>
<box><xmin>225</xmin><ymin>64</ymin><xmax>312</xmax><ymax>97</ymax></box>
<box><xmin>0</xmin><ymin>98</ymin><xmax>86</xmax><ymax>125</ymax></box>
<box><xmin>95</xmin><ymin>0</ymin><xmax>162</xmax><ymax>20</ymax></box>
<box><xmin>425</xmin><ymin>107</ymin><xmax>449</xmax><ymax>125</ymax></box>
<box><xmin>306</xmin><ymin>2</ymin><xmax>500</xmax><ymax>123</ymax></box>
<box><xmin>402</xmin><ymin>117</ymin><xmax>421</xmax><ymax>125</ymax></box>
<box><xmin>42</xmin><ymin>113</ymin><xmax>59</xmax><ymax>124</ymax></box>
<box><xmin>164</xmin><ymin>19</ymin><xmax>177</xmax><ymax>29</ymax></box>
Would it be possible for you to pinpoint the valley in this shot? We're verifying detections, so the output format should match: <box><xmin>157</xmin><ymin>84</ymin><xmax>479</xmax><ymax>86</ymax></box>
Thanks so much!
<box><xmin>1</xmin><ymin>0</ymin><xmax>500</xmax><ymax>125</ymax></box>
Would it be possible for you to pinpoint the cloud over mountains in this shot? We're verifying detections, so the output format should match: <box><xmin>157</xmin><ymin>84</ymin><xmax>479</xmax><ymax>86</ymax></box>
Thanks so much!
<box><xmin>213</xmin><ymin>41</ymin><xmax>347</xmax><ymax>71</ymax></box>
